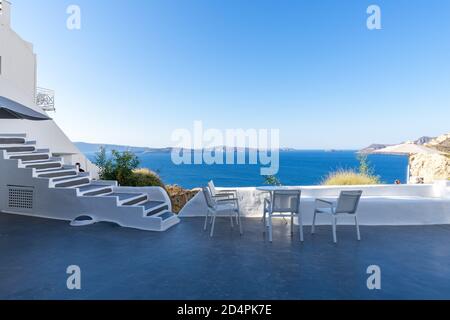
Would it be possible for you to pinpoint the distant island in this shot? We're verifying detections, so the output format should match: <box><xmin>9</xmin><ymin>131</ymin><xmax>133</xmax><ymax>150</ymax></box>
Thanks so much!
<box><xmin>76</xmin><ymin>135</ymin><xmax>444</xmax><ymax>156</ymax></box>
<box><xmin>74</xmin><ymin>142</ymin><xmax>332</xmax><ymax>154</ymax></box>
<box><xmin>74</xmin><ymin>142</ymin><xmax>174</xmax><ymax>154</ymax></box>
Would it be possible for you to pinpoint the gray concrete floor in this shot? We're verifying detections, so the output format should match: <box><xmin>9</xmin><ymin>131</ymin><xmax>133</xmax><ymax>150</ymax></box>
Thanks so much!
<box><xmin>1</xmin><ymin>213</ymin><xmax>450</xmax><ymax>300</ymax></box>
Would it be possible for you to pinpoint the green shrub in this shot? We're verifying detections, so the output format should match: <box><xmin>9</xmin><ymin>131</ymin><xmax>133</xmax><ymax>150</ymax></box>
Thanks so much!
<box><xmin>94</xmin><ymin>148</ymin><xmax>167</xmax><ymax>187</ymax></box>
<box><xmin>322</xmin><ymin>153</ymin><xmax>381</xmax><ymax>186</ymax></box>
<box><xmin>131</xmin><ymin>168</ymin><xmax>165</xmax><ymax>188</ymax></box>
<box><xmin>94</xmin><ymin>147</ymin><xmax>116</xmax><ymax>181</ymax></box>
<box><xmin>322</xmin><ymin>169</ymin><xmax>380</xmax><ymax>185</ymax></box>
<box><xmin>263</xmin><ymin>175</ymin><xmax>281</xmax><ymax>186</ymax></box>
<box><xmin>357</xmin><ymin>153</ymin><xmax>374</xmax><ymax>176</ymax></box>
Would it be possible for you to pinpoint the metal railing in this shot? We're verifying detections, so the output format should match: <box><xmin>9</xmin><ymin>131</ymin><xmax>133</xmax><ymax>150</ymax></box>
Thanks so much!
<box><xmin>35</xmin><ymin>87</ymin><xmax>55</xmax><ymax>112</ymax></box>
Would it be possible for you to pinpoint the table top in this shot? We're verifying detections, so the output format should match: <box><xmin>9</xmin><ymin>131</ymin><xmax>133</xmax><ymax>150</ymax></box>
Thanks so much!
<box><xmin>256</xmin><ymin>186</ymin><xmax>301</xmax><ymax>192</ymax></box>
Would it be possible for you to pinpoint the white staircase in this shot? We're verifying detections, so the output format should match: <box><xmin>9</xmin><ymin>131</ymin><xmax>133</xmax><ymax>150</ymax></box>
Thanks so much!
<box><xmin>0</xmin><ymin>134</ymin><xmax>180</xmax><ymax>231</ymax></box>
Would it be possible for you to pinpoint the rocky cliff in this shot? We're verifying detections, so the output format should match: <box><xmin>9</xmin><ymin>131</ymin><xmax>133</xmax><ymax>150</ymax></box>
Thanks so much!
<box><xmin>409</xmin><ymin>133</ymin><xmax>450</xmax><ymax>183</ymax></box>
<box><xmin>425</xmin><ymin>133</ymin><xmax>450</xmax><ymax>153</ymax></box>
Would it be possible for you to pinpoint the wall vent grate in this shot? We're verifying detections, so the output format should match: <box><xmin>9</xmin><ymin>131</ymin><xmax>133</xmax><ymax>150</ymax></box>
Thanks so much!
<box><xmin>8</xmin><ymin>186</ymin><xmax>34</xmax><ymax>210</ymax></box>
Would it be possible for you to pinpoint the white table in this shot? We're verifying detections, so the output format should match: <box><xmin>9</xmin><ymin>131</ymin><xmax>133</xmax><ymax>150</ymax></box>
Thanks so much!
<box><xmin>256</xmin><ymin>186</ymin><xmax>303</xmax><ymax>200</ymax></box>
<box><xmin>256</xmin><ymin>186</ymin><xmax>300</xmax><ymax>193</ymax></box>
<box><xmin>256</xmin><ymin>186</ymin><xmax>303</xmax><ymax>205</ymax></box>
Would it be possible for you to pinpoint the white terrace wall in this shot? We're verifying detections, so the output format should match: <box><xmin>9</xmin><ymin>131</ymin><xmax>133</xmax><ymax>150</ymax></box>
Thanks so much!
<box><xmin>0</xmin><ymin>0</ymin><xmax>37</xmax><ymax>109</ymax></box>
<box><xmin>179</xmin><ymin>182</ymin><xmax>450</xmax><ymax>226</ymax></box>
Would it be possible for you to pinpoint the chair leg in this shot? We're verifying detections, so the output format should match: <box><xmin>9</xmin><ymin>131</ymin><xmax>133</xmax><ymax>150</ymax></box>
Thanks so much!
<box><xmin>210</xmin><ymin>213</ymin><xmax>217</xmax><ymax>237</ymax></box>
<box><xmin>290</xmin><ymin>212</ymin><xmax>294</xmax><ymax>236</ymax></box>
<box><xmin>238</xmin><ymin>210</ymin><xmax>243</xmax><ymax>235</ymax></box>
<box><xmin>311</xmin><ymin>211</ymin><xmax>317</xmax><ymax>234</ymax></box>
<box><xmin>263</xmin><ymin>209</ymin><xmax>266</xmax><ymax>230</ymax></box>
<box><xmin>235</xmin><ymin>200</ymin><xmax>240</xmax><ymax>226</ymax></box>
<box><xmin>355</xmin><ymin>216</ymin><xmax>361</xmax><ymax>241</ymax></box>
<box><xmin>268</xmin><ymin>213</ymin><xmax>273</xmax><ymax>242</ymax></box>
<box><xmin>230</xmin><ymin>213</ymin><xmax>234</xmax><ymax>228</ymax></box>
<box><xmin>298</xmin><ymin>214</ymin><xmax>304</xmax><ymax>242</ymax></box>
<box><xmin>332</xmin><ymin>216</ymin><xmax>337</xmax><ymax>244</ymax></box>
<box><xmin>262</xmin><ymin>210</ymin><xmax>266</xmax><ymax>233</ymax></box>
<box><xmin>204</xmin><ymin>209</ymin><xmax>209</xmax><ymax>231</ymax></box>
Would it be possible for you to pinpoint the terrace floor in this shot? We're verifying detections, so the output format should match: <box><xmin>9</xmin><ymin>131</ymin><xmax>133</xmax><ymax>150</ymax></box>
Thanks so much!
<box><xmin>1</xmin><ymin>213</ymin><xmax>450</xmax><ymax>300</ymax></box>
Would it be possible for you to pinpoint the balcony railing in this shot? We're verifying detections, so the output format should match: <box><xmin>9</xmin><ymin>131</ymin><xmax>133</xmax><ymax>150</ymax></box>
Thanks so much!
<box><xmin>35</xmin><ymin>87</ymin><xmax>55</xmax><ymax>112</ymax></box>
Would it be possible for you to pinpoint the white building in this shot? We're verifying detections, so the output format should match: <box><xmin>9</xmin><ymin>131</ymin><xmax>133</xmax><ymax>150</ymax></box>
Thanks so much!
<box><xmin>0</xmin><ymin>0</ymin><xmax>96</xmax><ymax>174</ymax></box>
<box><xmin>0</xmin><ymin>1</ymin><xmax>179</xmax><ymax>232</ymax></box>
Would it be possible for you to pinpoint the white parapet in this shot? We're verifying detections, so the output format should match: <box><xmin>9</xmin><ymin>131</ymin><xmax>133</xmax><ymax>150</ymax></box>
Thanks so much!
<box><xmin>433</xmin><ymin>180</ymin><xmax>450</xmax><ymax>199</ymax></box>
<box><xmin>179</xmin><ymin>182</ymin><xmax>450</xmax><ymax>226</ymax></box>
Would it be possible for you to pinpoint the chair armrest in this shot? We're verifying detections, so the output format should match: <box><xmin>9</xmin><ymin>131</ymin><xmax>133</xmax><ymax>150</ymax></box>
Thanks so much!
<box><xmin>218</xmin><ymin>189</ymin><xmax>238</xmax><ymax>192</ymax></box>
<box><xmin>217</xmin><ymin>190</ymin><xmax>238</xmax><ymax>197</ymax></box>
<box><xmin>217</xmin><ymin>197</ymin><xmax>239</xmax><ymax>202</ymax></box>
<box><xmin>214</xmin><ymin>192</ymin><xmax>236</xmax><ymax>198</ymax></box>
<box><xmin>315</xmin><ymin>199</ymin><xmax>335</xmax><ymax>207</ymax></box>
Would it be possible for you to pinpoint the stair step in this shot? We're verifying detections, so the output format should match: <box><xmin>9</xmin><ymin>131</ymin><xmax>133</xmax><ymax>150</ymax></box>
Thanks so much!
<box><xmin>54</xmin><ymin>177</ymin><xmax>90</xmax><ymax>188</ymax></box>
<box><xmin>0</xmin><ymin>145</ymin><xmax>36</xmax><ymax>153</ymax></box>
<box><xmin>36</xmin><ymin>166</ymin><xmax>73</xmax><ymax>173</ymax></box>
<box><xmin>9</xmin><ymin>153</ymin><xmax>50</xmax><ymax>161</ymax></box>
<box><xmin>52</xmin><ymin>173</ymin><xmax>88</xmax><ymax>182</ymax></box>
<box><xmin>141</xmin><ymin>200</ymin><xmax>169</xmax><ymax>216</ymax></box>
<box><xmin>77</xmin><ymin>183</ymin><xmax>107</xmax><ymax>192</ymax></box>
<box><xmin>83</xmin><ymin>187</ymin><xmax>113</xmax><ymax>196</ymax></box>
<box><xmin>0</xmin><ymin>137</ymin><xmax>26</xmax><ymax>144</ymax></box>
<box><xmin>21</xmin><ymin>158</ymin><xmax>59</xmax><ymax>164</ymax></box>
<box><xmin>158</xmin><ymin>211</ymin><xmax>176</xmax><ymax>221</ymax></box>
<box><xmin>123</xmin><ymin>195</ymin><xmax>148</xmax><ymax>206</ymax></box>
<box><xmin>77</xmin><ymin>184</ymin><xmax>114</xmax><ymax>196</ymax></box>
<box><xmin>38</xmin><ymin>169</ymin><xmax>78</xmax><ymax>179</ymax></box>
<box><xmin>105</xmin><ymin>192</ymin><xmax>148</xmax><ymax>206</ymax></box>
<box><xmin>25</xmin><ymin>161</ymin><xmax>62</xmax><ymax>170</ymax></box>
<box><xmin>0</xmin><ymin>133</ymin><xmax>26</xmax><ymax>137</ymax></box>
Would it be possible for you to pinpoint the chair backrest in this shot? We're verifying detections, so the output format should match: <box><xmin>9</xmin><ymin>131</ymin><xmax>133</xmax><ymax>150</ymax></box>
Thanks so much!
<box><xmin>271</xmin><ymin>190</ymin><xmax>301</xmax><ymax>213</ymax></box>
<box><xmin>203</xmin><ymin>187</ymin><xmax>217</xmax><ymax>209</ymax></box>
<box><xmin>336</xmin><ymin>190</ymin><xmax>363</xmax><ymax>214</ymax></box>
<box><xmin>207</xmin><ymin>180</ymin><xmax>217</xmax><ymax>196</ymax></box>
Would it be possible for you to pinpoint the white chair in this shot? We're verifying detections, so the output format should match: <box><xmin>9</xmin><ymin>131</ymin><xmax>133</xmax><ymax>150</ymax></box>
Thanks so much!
<box><xmin>208</xmin><ymin>180</ymin><xmax>239</xmax><ymax>224</ymax></box>
<box><xmin>203</xmin><ymin>187</ymin><xmax>242</xmax><ymax>237</ymax></box>
<box><xmin>208</xmin><ymin>180</ymin><xmax>238</xmax><ymax>200</ymax></box>
<box><xmin>264</xmin><ymin>190</ymin><xmax>303</xmax><ymax>243</ymax></box>
<box><xmin>312</xmin><ymin>190</ymin><xmax>363</xmax><ymax>243</ymax></box>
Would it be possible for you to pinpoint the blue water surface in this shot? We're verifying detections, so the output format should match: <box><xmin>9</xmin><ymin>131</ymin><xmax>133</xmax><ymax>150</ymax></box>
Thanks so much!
<box><xmin>85</xmin><ymin>151</ymin><xmax>408</xmax><ymax>189</ymax></box>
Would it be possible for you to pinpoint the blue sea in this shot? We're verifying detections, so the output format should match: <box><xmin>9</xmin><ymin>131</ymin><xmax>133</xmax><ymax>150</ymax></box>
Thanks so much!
<box><xmin>85</xmin><ymin>151</ymin><xmax>408</xmax><ymax>189</ymax></box>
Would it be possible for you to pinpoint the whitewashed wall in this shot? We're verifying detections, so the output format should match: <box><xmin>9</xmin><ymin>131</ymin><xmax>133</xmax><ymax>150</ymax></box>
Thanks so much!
<box><xmin>0</xmin><ymin>1</ymin><xmax>37</xmax><ymax>109</ymax></box>
<box><xmin>179</xmin><ymin>182</ymin><xmax>450</xmax><ymax>226</ymax></box>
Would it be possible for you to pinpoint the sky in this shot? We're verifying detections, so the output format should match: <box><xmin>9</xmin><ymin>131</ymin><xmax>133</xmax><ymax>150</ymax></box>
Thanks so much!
<box><xmin>8</xmin><ymin>0</ymin><xmax>450</xmax><ymax>149</ymax></box>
